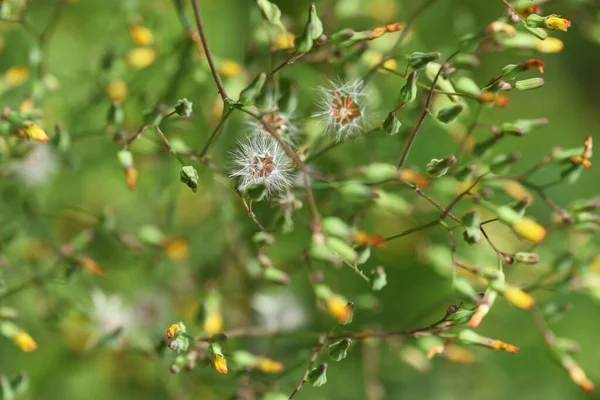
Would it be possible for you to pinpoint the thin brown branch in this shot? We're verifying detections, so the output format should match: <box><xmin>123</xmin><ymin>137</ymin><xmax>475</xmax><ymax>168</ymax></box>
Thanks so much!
<box><xmin>190</xmin><ymin>0</ymin><xmax>231</xmax><ymax>103</ymax></box>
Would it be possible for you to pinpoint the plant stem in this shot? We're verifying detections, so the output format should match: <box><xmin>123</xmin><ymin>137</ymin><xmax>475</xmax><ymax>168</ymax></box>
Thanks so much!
<box><xmin>383</xmin><ymin>219</ymin><xmax>439</xmax><ymax>242</ymax></box>
<box><xmin>199</xmin><ymin>107</ymin><xmax>234</xmax><ymax>159</ymax></box>
<box><xmin>397</xmin><ymin>49</ymin><xmax>460</xmax><ymax>168</ymax></box>
<box><xmin>306</xmin><ymin>128</ymin><xmax>380</xmax><ymax>163</ymax></box>
<box><xmin>190</xmin><ymin>0</ymin><xmax>231</xmax><ymax>103</ymax></box>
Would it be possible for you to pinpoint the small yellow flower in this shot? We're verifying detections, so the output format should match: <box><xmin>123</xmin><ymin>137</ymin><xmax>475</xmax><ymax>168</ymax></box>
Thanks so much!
<box><xmin>3</xmin><ymin>66</ymin><xmax>30</xmax><ymax>88</ymax></box>
<box><xmin>125</xmin><ymin>167</ymin><xmax>138</xmax><ymax>190</ymax></box>
<box><xmin>326</xmin><ymin>295</ymin><xmax>353</xmax><ymax>325</ymax></box>
<box><xmin>213</xmin><ymin>354</ymin><xmax>228</xmax><ymax>374</ymax></box>
<box><xmin>536</xmin><ymin>37</ymin><xmax>564</xmax><ymax>53</ymax></box>
<box><xmin>503</xmin><ymin>288</ymin><xmax>535</xmax><ymax>310</ymax></box>
<box><xmin>544</xmin><ymin>16</ymin><xmax>571</xmax><ymax>32</ymax></box>
<box><xmin>512</xmin><ymin>217</ymin><xmax>547</xmax><ymax>243</ymax></box>
<box><xmin>164</xmin><ymin>238</ymin><xmax>189</xmax><ymax>262</ymax></box>
<box><xmin>257</xmin><ymin>358</ymin><xmax>285</xmax><ymax>374</ymax></box>
<box><xmin>218</xmin><ymin>60</ymin><xmax>243</xmax><ymax>78</ymax></box>
<box><xmin>166</xmin><ymin>323</ymin><xmax>181</xmax><ymax>339</ymax></box>
<box><xmin>22</xmin><ymin>124</ymin><xmax>49</xmax><ymax>143</ymax></box>
<box><xmin>126</xmin><ymin>47</ymin><xmax>157</xmax><ymax>70</ymax></box>
<box><xmin>106</xmin><ymin>79</ymin><xmax>128</xmax><ymax>104</ymax></box>
<box><xmin>129</xmin><ymin>24</ymin><xmax>154</xmax><ymax>46</ymax></box>
<box><xmin>14</xmin><ymin>331</ymin><xmax>37</xmax><ymax>352</ymax></box>
<box><xmin>274</xmin><ymin>32</ymin><xmax>295</xmax><ymax>50</ymax></box>
<box><xmin>203</xmin><ymin>312</ymin><xmax>223</xmax><ymax>335</ymax></box>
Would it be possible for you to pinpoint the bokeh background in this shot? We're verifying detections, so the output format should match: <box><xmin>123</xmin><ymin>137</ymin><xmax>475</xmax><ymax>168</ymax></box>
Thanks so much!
<box><xmin>1</xmin><ymin>0</ymin><xmax>600</xmax><ymax>399</ymax></box>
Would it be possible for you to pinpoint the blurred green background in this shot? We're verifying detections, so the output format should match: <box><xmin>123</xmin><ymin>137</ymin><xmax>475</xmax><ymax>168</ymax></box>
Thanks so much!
<box><xmin>1</xmin><ymin>0</ymin><xmax>599</xmax><ymax>399</ymax></box>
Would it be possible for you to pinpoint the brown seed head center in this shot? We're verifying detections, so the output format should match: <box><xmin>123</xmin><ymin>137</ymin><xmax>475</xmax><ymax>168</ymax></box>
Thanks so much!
<box><xmin>331</xmin><ymin>92</ymin><xmax>361</xmax><ymax>125</ymax></box>
<box><xmin>264</xmin><ymin>112</ymin><xmax>288</xmax><ymax>131</ymax></box>
<box><xmin>252</xmin><ymin>156</ymin><xmax>274</xmax><ymax>178</ymax></box>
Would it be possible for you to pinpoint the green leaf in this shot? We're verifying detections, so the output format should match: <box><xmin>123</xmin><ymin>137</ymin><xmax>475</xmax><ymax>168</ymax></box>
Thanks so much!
<box><xmin>255</xmin><ymin>0</ymin><xmax>286</xmax><ymax>32</ymax></box>
<box><xmin>462</xmin><ymin>211</ymin><xmax>482</xmax><ymax>244</ymax></box>
<box><xmin>371</xmin><ymin>266</ymin><xmax>387</xmax><ymax>291</ymax></box>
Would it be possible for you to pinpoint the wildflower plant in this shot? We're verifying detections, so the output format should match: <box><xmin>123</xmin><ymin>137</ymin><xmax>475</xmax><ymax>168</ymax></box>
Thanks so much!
<box><xmin>1</xmin><ymin>0</ymin><xmax>600</xmax><ymax>399</ymax></box>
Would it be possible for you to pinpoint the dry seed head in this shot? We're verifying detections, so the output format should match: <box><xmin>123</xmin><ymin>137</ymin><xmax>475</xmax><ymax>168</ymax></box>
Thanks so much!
<box><xmin>230</xmin><ymin>134</ymin><xmax>293</xmax><ymax>196</ymax></box>
<box><xmin>313</xmin><ymin>80</ymin><xmax>367</xmax><ymax>141</ymax></box>
<box><xmin>248</xmin><ymin>96</ymin><xmax>299</xmax><ymax>145</ymax></box>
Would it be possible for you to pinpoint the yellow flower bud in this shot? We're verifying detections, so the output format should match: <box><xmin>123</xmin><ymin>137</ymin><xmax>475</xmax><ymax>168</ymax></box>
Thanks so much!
<box><xmin>503</xmin><ymin>287</ymin><xmax>535</xmax><ymax>310</ymax></box>
<box><xmin>129</xmin><ymin>24</ymin><xmax>154</xmax><ymax>46</ymax></box>
<box><xmin>363</xmin><ymin>51</ymin><xmax>398</xmax><ymax>72</ymax></box>
<box><xmin>19</xmin><ymin>99</ymin><xmax>35</xmax><ymax>113</ymax></box>
<box><xmin>164</xmin><ymin>238</ymin><xmax>189</xmax><ymax>262</ymax></box>
<box><xmin>274</xmin><ymin>32</ymin><xmax>295</xmax><ymax>50</ymax></box>
<box><xmin>80</xmin><ymin>256</ymin><xmax>106</xmax><ymax>276</ymax></box>
<box><xmin>564</xmin><ymin>357</ymin><xmax>595</xmax><ymax>393</ymax></box>
<box><xmin>398</xmin><ymin>169</ymin><xmax>431</xmax><ymax>188</ymax></box>
<box><xmin>469</xmin><ymin>303</ymin><xmax>491</xmax><ymax>328</ymax></box>
<box><xmin>426</xmin><ymin>344</ymin><xmax>445</xmax><ymax>359</ymax></box>
<box><xmin>22</xmin><ymin>124</ymin><xmax>49</xmax><ymax>143</ymax></box>
<box><xmin>326</xmin><ymin>295</ymin><xmax>353</xmax><ymax>325</ymax></box>
<box><xmin>218</xmin><ymin>60</ymin><xmax>243</xmax><ymax>78</ymax></box>
<box><xmin>443</xmin><ymin>345</ymin><xmax>476</xmax><ymax>364</ymax></box>
<box><xmin>125</xmin><ymin>167</ymin><xmax>138</xmax><ymax>190</ymax></box>
<box><xmin>535</xmin><ymin>37</ymin><xmax>564</xmax><ymax>53</ymax></box>
<box><xmin>3</xmin><ymin>66</ymin><xmax>31</xmax><ymax>88</ymax></box>
<box><xmin>512</xmin><ymin>217</ymin><xmax>547</xmax><ymax>243</ymax></box>
<box><xmin>203</xmin><ymin>312</ymin><xmax>224</xmax><ymax>335</ymax></box>
<box><xmin>213</xmin><ymin>354</ymin><xmax>228</xmax><ymax>374</ymax></box>
<box><xmin>14</xmin><ymin>331</ymin><xmax>37</xmax><ymax>352</ymax></box>
<box><xmin>106</xmin><ymin>79</ymin><xmax>128</xmax><ymax>104</ymax></box>
<box><xmin>257</xmin><ymin>358</ymin><xmax>285</xmax><ymax>374</ymax></box>
<box><xmin>486</xmin><ymin>21</ymin><xmax>516</xmax><ymax>37</ymax></box>
<box><xmin>166</xmin><ymin>323</ymin><xmax>181</xmax><ymax>339</ymax></box>
<box><xmin>501</xmin><ymin>180</ymin><xmax>534</xmax><ymax>203</ymax></box>
<box><xmin>126</xmin><ymin>47</ymin><xmax>157</xmax><ymax>70</ymax></box>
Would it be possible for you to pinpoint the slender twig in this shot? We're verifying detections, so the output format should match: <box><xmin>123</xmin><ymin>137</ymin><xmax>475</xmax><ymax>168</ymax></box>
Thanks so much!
<box><xmin>382</xmin><ymin>67</ymin><xmax>480</xmax><ymax>100</ymax></box>
<box><xmin>199</xmin><ymin>107</ymin><xmax>234</xmax><ymax>159</ymax></box>
<box><xmin>364</xmin><ymin>0</ymin><xmax>442</xmax><ymax>83</ymax></box>
<box><xmin>341</xmin><ymin>259</ymin><xmax>370</xmax><ymax>282</ymax></box>
<box><xmin>0</xmin><ymin>262</ymin><xmax>62</xmax><ymax>302</ymax></box>
<box><xmin>383</xmin><ymin>219</ymin><xmax>439</xmax><ymax>242</ymax></box>
<box><xmin>306</xmin><ymin>127</ymin><xmax>381</xmax><ymax>163</ymax></box>
<box><xmin>190</xmin><ymin>0</ymin><xmax>231</xmax><ymax>103</ymax></box>
<box><xmin>439</xmin><ymin>173</ymin><xmax>489</xmax><ymax>221</ymax></box>
<box><xmin>397</xmin><ymin>49</ymin><xmax>460</xmax><ymax>168</ymax></box>
<box><xmin>288</xmin><ymin>337</ymin><xmax>326</xmax><ymax>400</ymax></box>
<box><xmin>410</xmin><ymin>185</ymin><xmax>462</xmax><ymax>224</ymax></box>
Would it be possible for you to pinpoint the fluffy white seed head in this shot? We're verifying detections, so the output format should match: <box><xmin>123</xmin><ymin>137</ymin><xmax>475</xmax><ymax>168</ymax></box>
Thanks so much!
<box><xmin>230</xmin><ymin>134</ymin><xmax>293</xmax><ymax>196</ymax></box>
<box><xmin>248</xmin><ymin>95</ymin><xmax>299</xmax><ymax>146</ymax></box>
<box><xmin>313</xmin><ymin>79</ymin><xmax>367</xmax><ymax>141</ymax></box>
